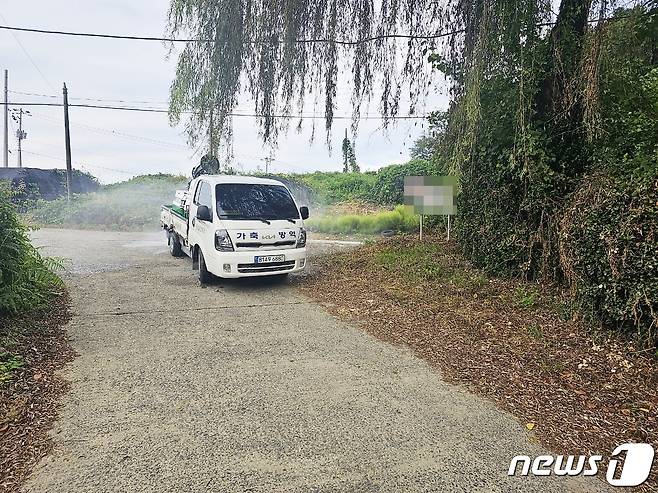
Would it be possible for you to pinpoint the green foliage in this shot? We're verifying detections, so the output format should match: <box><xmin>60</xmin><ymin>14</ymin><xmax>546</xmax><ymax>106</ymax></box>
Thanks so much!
<box><xmin>307</xmin><ymin>205</ymin><xmax>418</xmax><ymax>235</ymax></box>
<box><xmin>449</xmin><ymin>7</ymin><xmax>657</xmax><ymax>346</ymax></box>
<box><xmin>341</xmin><ymin>134</ymin><xmax>359</xmax><ymax>173</ymax></box>
<box><xmin>370</xmin><ymin>159</ymin><xmax>439</xmax><ymax>206</ymax></box>
<box><xmin>166</xmin><ymin>0</ymin><xmax>443</xmax><ymax>147</ymax></box>
<box><xmin>28</xmin><ymin>174</ymin><xmax>188</xmax><ymax>231</ymax></box>
<box><xmin>374</xmin><ymin>242</ymin><xmax>445</xmax><ymax>281</ymax></box>
<box><xmin>526</xmin><ymin>324</ymin><xmax>543</xmax><ymax>340</ymax></box>
<box><xmin>0</xmin><ymin>352</ymin><xmax>23</xmax><ymax>384</ymax></box>
<box><xmin>559</xmin><ymin>172</ymin><xmax>657</xmax><ymax>346</ymax></box>
<box><xmin>0</xmin><ymin>185</ymin><xmax>63</xmax><ymax>314</ymax></box>
<box><xmin>515</xmin><ymin>287</ymin><xmax>539</xmax><ymax>309</ymax></box>
<box><xmin>276</xmin><ymin>172</ymin><xmax>376</xmax><ymax>205</ymax></box>
<box><xmin>373</xmin><ymin>242</ymin><xmax>487</xmax><ymax>288</ymax></box>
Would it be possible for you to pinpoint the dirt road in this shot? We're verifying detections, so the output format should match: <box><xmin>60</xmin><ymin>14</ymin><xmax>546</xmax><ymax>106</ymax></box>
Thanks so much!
<box><xmin>25</xmin><ymin>229</ymin><xmax>605</xmax><ymax>492</ymax></box>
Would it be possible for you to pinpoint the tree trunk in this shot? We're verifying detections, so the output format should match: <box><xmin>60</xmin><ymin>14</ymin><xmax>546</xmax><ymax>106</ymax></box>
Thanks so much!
<box><xmin>536</xmin><ymin>0</ymin><xmax>593</xmax><ymax>120</ymax></box>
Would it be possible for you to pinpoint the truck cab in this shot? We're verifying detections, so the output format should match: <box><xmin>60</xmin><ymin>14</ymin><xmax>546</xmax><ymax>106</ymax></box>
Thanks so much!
<box><xmin>161</xmin><ymin>175</ymin><xmax>309</xmax><ymax>282</ymax></box>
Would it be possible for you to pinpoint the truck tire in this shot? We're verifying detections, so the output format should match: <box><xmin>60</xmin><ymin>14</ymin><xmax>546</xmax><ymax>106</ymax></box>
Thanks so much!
<box><xmin>198</xmin><ymin>249</ymin><xmax>213</xmax><ymax>285</ymax></box>
<box><xmin>168</xmin><ymin>231</ymin><xmax>183</xmax><ymax>257</ymax></box>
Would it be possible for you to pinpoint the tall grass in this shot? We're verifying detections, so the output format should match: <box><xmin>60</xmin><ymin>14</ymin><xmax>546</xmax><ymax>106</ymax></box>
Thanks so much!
<box><xmin>0</xmin><ymin>184</ymin><xmax>64</xmax><ymax>314</ymax></box>
<box><xmin>27</xmin><ymin>174</ymin><xmax>188</xmax><ymax>231</ymax></box>
<box><xmin>307</xmin><ymin>205</ymin><xmax>419</xmax><ymax>234</ymax></box>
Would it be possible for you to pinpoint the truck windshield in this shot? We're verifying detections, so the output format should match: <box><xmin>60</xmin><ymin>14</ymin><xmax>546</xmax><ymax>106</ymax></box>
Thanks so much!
<box><xmin>216</xmin><ymin>183</ymin><xmax>300</xmax><ymax>220</ymax></box>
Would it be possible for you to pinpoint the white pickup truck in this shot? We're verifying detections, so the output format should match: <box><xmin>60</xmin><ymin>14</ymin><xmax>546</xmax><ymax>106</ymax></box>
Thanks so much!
<box><xmin>160</xmin><ymin>175</ymin><xmax>309</xmax><ymax>283</ymax></box>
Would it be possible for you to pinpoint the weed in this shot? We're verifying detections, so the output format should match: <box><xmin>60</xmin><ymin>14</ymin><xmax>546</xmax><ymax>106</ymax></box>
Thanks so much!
<box><xmin>1</xmin><ymin>184</ymin><xmax>64</xmax><ymax>313</ymax></box>
<box><xmin>0</xmin><ymin>352</ymin><xmax>24</xmax><ymax>384</ymax></box>
<box><xmin>515</xmin><ymin>286</ymin><xmax>539</xmax><ymax>309</ymax></box>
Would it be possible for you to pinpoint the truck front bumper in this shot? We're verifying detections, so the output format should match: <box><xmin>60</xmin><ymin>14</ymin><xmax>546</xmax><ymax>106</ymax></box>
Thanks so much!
<box><xmin>204</xmin><ymin>247</ymin><xmax>307</xmax><ymax>279</ymax></box>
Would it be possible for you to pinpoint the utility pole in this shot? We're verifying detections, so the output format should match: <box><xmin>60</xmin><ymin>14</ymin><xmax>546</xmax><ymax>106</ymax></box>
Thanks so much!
<box><xmin>3</xmin><ymin>69</ymin><xmax>7</xmax><ymax>168</ymax></box>
<box><xmin>17</xmin><ymin>109</ymin><xmax>23</xmax><ymax>167</ymax></box>
<box><xmin>10</xmin><ymin>108</ymin><xmax>29</xmax><ymax>167</ymax></box>
<box><xmin>261</xmin><ymin>156</ymin><xmax>273</xmax><ymax>173</ymax></box>
<box><xmin>63</xmin><ymin>83</ymin><xmax>73</xmax><ymax>200</ymax></box>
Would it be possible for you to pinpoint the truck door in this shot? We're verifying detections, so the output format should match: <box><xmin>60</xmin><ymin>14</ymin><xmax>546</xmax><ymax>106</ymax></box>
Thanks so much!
<box><xmin>188</xmin><ymin>180</ymin><xmax>214</xmax><ymax>256</ymax></box>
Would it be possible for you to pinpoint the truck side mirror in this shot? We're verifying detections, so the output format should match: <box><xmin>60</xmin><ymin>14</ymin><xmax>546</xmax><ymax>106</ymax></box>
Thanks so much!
<box><xmin>300</xmin><ymin>206</ymin><xmax>310</xmax><ymax>220</ymax></box>
<box><xmin>196</xmin><ymin>205</ymin><xmax>212</xmax><ymax>222</ymax></box>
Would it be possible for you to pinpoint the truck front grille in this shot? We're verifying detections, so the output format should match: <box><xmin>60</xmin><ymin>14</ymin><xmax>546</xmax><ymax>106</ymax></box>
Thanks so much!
<box><xmin>237</xmin><ymin>260</ymin><xmax>296</xmax><ymax>273</ymax></box>
<box><xmin>235</xmin><ymin>241</ymin><xmax>296</xmax><ymax>249</ymax></box>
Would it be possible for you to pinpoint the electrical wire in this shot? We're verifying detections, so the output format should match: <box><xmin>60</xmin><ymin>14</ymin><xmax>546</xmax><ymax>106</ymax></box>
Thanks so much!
<box><xmin>0</xmin><ymin>13</ymin><xmax>649</xmax><ymax>46</ymax></box>
<box><xmin>9</xmin><ymin>90</ymin><xmax>170</xmax><ymax>106</ymax></box>
<box><xmin>0</xmin><ymin>24</ymin><xmax>464</xmax><ymax>45</ymax></box>
<box><xmin>2</xmin><ymin>101</ymin><xmax>429</xmax><ymax>119</ymax></box>
<box><xmin>0</xmin><ymin>14</ymin><xmax>57</xmax><ymax>92</ymax></box>
<box><xmin>30</xmin><ymin>112</ymin><xmax>189</xmax><ymax>150</ymax></box>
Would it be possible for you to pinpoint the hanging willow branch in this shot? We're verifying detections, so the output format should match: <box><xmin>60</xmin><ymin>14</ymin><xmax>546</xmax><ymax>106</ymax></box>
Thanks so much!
<box><xmin>166</xmin><ymin>0</ymin><xmax>631</xmax><ymax>155</ymax></box>
<box><xmin>167</xmin><ymin>0</ymin><xmax>449</xmax><ymax>150</ymax></box>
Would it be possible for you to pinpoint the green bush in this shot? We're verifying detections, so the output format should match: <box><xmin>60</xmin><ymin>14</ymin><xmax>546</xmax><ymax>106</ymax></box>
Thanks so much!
<box><xmin>450</xmin><ymin>8</ymin><xmax>657</xmax><ymax>346</ymax></box>
<box><xmin>307</xmin><ymin>205</ymin><xmax>418</xmax><ymax>234</ymax></box>
<box><xmin>28</xmin><ymin>174</ymin><xmax>188</xmax><ymax>231</ymax></box>
<box><xmin>0</xmin><ymin>185</ymin><xmax>63</xmax><ymax>314</ymax></box>
<box><xmin>274</xmin><ymin>172</ymin><xmax>377</xmax><ymax>204</ymax></box>
<box><xmin>559</xmin><ymin>172</ymin><xmax>657</xmax><ymax>345</ymax></box>
<box><xmin>370</xmin><ymin>159</ymin><xmax>438</xmax><ymax>205</ymax></box>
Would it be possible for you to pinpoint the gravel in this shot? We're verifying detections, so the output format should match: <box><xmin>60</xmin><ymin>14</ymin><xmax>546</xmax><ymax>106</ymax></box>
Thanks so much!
<box><xmin>23</xmin><ymin>229</ymin><xmax>607</xmax><ymax>492</ymax></box>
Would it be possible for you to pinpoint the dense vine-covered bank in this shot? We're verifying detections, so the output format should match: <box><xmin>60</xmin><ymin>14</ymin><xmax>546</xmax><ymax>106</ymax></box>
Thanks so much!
<box><xmin>449</xmin><ymin>8</ymin><xmax>657</xmax><ymax>346</ymax></box>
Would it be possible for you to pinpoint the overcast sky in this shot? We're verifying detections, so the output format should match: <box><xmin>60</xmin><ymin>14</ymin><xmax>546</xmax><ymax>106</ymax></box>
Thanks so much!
<box><xmin>1</xmin><ymin>0</ymin><xmax>449</xmax><ymax>183</ymax></box>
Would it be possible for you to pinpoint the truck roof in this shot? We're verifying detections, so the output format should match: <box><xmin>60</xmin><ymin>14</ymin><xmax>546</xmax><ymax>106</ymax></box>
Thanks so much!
<box><xmin>193</xmin><ymin>175</ymin><xmax>285</xmax><ymax>186</ymax></box>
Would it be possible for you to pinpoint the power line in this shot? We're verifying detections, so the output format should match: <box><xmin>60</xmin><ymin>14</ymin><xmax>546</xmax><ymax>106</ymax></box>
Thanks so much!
<box><xmin>0</xmin><ymin>24</ymin><xmax>464</xmax><ymax>45</ymax></box>
<box><xmin>18</xmin><ymin>149</ymin><xmax>143</xmax><ymax>175</ymax></box>
<box><xmin>30</xmin><ymin>112</ymin><xmax>190</xmax><ymax>150</ymax></box>
<box><xmin>9</xmin><ymin>90</ymin><xmax>170</xmax><ymax>106</ymax></box>
<box><xmin>0</xmin><ymin>14</ymin><xmax>648</xmax><ymax>46</ymax></box>
<box><xmin>2</xmin><ymin>101</ymin><xmax>429</xmax><ymax>120</ymax></box>
<box><xmin>0</xmin><ymin>15</ymin><xmax>57</xmax><ymax>92</ymax></box>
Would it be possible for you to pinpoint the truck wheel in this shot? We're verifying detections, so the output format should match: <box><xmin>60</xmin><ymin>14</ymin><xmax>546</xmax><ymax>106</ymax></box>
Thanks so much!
<box><xmin>168</xmin><ymin>231</ymin><xmax>183</xmax><ymax>257</ymax></box>
<box><xmin>198</xmin><ymin>249</ymin><xmax>213</xmax><ymax>284</ymax></box>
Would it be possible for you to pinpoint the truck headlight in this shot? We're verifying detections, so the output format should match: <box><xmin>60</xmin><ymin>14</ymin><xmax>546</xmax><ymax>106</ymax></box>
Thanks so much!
<box><xmin>215</xmin><ymin>230</ymin><xmax>234</xmax><ymax>252</ymax></box>
<box><xmin>296</xmin><ymin>228</ymin><xmax>307</xmax><ymax>248</ymax></box>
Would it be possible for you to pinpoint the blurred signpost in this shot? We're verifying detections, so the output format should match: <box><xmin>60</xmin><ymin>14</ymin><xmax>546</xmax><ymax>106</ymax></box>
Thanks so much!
<box><xmin>404</xmin><ymin>176</ymin><xmax>457</xmax><ymax>241</ymax></box>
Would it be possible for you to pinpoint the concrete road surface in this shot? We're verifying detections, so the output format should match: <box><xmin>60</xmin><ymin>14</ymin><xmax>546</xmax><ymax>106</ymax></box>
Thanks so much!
<box><xmin>24</xmin><ymin>229</ymin><xmax>607</xmax><ymax>493</ymax></box>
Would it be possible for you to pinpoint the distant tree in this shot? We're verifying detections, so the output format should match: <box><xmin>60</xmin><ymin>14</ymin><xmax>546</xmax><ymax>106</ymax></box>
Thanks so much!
<box><xmin>410</xmin><ymin>134</ymin><xmax>438</xmax><ymax>161</ymax></box>
<box><xmin>341</xmin><ymin>130</ymin><xmax>359</xmax><ymax>173</ymax></box>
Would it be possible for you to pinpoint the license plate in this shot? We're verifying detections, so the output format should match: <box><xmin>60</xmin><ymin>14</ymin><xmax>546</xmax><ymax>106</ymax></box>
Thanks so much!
<box><xmin>254</xmin><ymin>255</ymin><xmax>285</xmax><ymax>264</ymax></box>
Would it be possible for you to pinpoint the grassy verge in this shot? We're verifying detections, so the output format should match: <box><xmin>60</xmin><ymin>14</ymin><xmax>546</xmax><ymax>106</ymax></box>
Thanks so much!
<box><xmin>298</xmin><ymin>236</ymin><xmax>658</xmax><ymax>489</ymax></box>
<box><xmin>307</xmin><ymin>205</ymin><xmax>418</xmax><ymax>235</ymax></box>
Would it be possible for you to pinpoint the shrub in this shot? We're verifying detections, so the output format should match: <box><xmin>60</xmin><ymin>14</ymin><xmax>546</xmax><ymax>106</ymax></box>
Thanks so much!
<box><xmin>0</xmin><ymin>184</ymin><xmax>63</xmax><ymax>314</ymax></box>
<box><xmin>273</xmin><ymin>172</ymin><xmax>377</xmax><ymax>205</ymax></box>
<box><xmin>370</xmin><ymin>159</ymin><xmax>438</xmax><ymax>205</ymax></box>
<box><xmin>559</xmin><ymin>172</ymin><xmax>657</xmax><ymax>346</ymax></box>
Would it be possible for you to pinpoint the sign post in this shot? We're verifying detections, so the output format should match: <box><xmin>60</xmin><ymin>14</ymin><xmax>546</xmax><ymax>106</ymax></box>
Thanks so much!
<box><xmin>404</xmin><ymin>176</ymin><xmax>457</xmax><ymax>241</ymax></box>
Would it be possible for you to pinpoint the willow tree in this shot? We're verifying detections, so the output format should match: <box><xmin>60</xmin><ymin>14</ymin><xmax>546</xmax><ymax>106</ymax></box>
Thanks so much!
<box><xmin>167</xmin><ymin>0</ymin><xmax>623</xmax><ymax>154</ymax></box>
<box><xmin>167</xmin><ymin>0</ymin><xmax>450</xmax><ymax>153</ymax></box>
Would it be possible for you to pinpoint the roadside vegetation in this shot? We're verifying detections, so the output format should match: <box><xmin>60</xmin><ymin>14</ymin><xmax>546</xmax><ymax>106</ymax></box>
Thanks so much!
<box><xmin>26</xmin><ymin>174</ymin><xmax>188</xmax><ymax>231</ymax></box>
<box><xmin>0</xmin><ymin>184</ymin><xmax>74</xmax><ymax>490</ymax></box>
<box><xmin>0</xmin><ymin>184</ymin><xmax>64</xmax><ymax>314</ymax></box>
<box><xmin>307</xmin><ymin>205</ymin><xmax>418</xmax><ymax>235</ymax></box>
